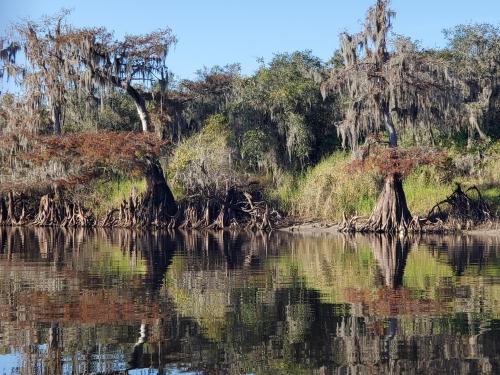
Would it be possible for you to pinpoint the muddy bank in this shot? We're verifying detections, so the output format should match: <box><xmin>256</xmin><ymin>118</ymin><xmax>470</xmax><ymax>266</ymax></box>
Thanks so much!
<box><xmin>280</xmin><ymin>220</ymin><xmax>500</xmax><ymax>237</ymax></box>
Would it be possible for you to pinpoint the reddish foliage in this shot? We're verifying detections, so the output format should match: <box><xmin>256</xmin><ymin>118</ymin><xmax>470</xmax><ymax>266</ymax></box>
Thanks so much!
<box><xmin>347</xmin><ymin>145</ymin><xmax>447</xmax><ymax>177</ymax></box>
<box><xmin>0</xmin><ymin>131</ymin><xmax>166</xmax><ymax>190</ymax></box>
<box><xmin>344</xmin><ymin>287</ymin><xmax>447</xmax><ymax>316</ymax></box>
<box><xmin>180</xmin><ymin>73</ymin><xmax>233</xmax><ymax>94</ymax></box>
<box><xmin>30</xmin><ymin>131</ymin><xmax>164</xmax><ymax>167</ymax></box>
<box><xmin>2</xmin><ymin>131</ymin><xmax>163</xmax><ymax>166</ymax></box>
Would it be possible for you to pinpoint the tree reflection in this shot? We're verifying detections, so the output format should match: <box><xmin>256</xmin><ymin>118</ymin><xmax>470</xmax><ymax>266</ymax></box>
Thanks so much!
<box><xmin>0</xmin><ymin>229</ymin><xmax>498</xmax><ymax>374</ymax></box>
<box><xmin>369</xmin><ymin>234</ymin><xmax>410</xmax><ymax>288</ymax></box>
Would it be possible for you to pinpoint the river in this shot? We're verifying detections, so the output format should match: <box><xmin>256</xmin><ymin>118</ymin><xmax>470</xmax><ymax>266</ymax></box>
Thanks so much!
<box><xmin>0</xmin><ymin>228</ymin><xmax>498</xmax><ymax>374</ymax></box>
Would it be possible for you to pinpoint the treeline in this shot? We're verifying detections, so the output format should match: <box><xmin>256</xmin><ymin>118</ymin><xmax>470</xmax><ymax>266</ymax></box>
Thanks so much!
<box><xmin>0</xmin><ymin>0</ymin><xmax>498</xmax><ymax>230</ymax></box>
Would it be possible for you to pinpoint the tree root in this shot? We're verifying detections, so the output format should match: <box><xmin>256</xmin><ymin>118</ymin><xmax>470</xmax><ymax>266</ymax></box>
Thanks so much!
<box><xmin>339</xmin><ymin>174</ymin><xmax>413</xmax><ymax>233</ymax></box>
<box><xmin>425</xmin><ymin>184</ymin><xmax>491</xmax><ymax>229</ymax></box>
<box><xmin>31</xmin><ymin>187</ymin><xmax>94</xmax><ymax>227</ymax></box>
<box><xmin>1</xmin><ymin>183</ymin><xmax>281</xmax><ymax>232</ymax></box>
<box><xmin>339</xmin><ymin>182</ymin><xmax>493</xmax><ymax>233</ymax></box>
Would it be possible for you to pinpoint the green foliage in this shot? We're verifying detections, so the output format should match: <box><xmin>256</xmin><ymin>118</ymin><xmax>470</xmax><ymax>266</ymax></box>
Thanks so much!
<box><xmin>403</xmin><ymin>165</ymin><xmax>454</xmax><ymax>215</ymax></box>
<box><xmin>444</xmin><ymin>23</ymin><xmax>500</xmax><ymax>75</ymax></box>
<box><xmin>443</xmin><ymin>23</ymin><xmax>500</xmax><ymax>140</ymax></box>
<box><xmin>264</xmin><ymin>172</ymin><xmax>298</xmax><ymax>213</ymax></box>
<box><xmin>274</xmin><ymin>145</ymin><xmax>499</xmax><ymax>220</ymax></box>
<box><xmin>228</xmin><ymin>50</ymin><xmax>339</xmax><ymax>173</ymax></box>
<box><xmin>168</xmin><ymin>113</ymin><xmax>238</xmax><ymax>195</ymax></box>
<box><xmin>63</xmin><ymin>90</ymin><xmax>140</xmax><ymax>133</ymax></box>
<box><xmin>91</xmin><ymin>176</ymin><xmax>147</xmax><ymax>215</ymax></box>
<box><xmin>287</xmin><ymin>152</ymin><xmax>380</xmax><ymax>221</ymax></box>
<box><xmin>240</xmin><ymin>129</ymin><xmax>271</xmax><ymax>170</ymax></box>
<box><xmin>166</xmin><ymin>64</ymin><xmax>239</xmax><ymax>140</ymax></box>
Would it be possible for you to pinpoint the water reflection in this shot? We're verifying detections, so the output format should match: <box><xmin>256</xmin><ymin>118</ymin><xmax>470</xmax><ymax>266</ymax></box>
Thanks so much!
<box><xmin>0</xmin><ymin>228</ymin><xmax>498</xmax><ymax>374</ymax></box>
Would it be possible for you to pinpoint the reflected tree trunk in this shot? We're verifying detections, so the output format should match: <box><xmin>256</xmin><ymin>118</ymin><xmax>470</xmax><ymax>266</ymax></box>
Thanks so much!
<box><xmin>370</xmin><ymin>235</ymin><xmax>410</xmax><ymax>288</ymax></box>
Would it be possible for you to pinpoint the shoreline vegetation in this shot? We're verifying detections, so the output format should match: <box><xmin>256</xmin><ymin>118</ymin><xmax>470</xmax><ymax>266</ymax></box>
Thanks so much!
<box><xmin>0</xmin><ymin>0</ymin><xmax>498</xmax><ymax>234</ymax></box>
<box><xmin>0</xmin><ymin>144</ymin><xmax>497</xmax><ymax>234</ymax></box>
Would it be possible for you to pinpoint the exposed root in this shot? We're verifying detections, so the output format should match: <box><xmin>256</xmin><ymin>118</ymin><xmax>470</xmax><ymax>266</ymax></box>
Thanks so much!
<box><xmin>340</xmin><ymin>174</ymin><xmax>413</xmax><ymax>233</ymax></box>
<box><xmin>174</xmin><ymin>187</ymin><xmax>281</xmax><ymax>232</ymax></box>
<box><xmin>31</xmin><ymin>186</ymin><xmax>94</xmax><ymax>227</ymax></box>
<box><xmin>426</xmin><ymin>184</ymin><xmax>491</xmax><ymax>229</ymax></box>
<box><xmin>7</xmin><ymin>178</ymin><xmax>282</xmax><ymax>232</ymax></box>
<box><xmin>361</xmin><ymin>174</ymin><xmax>412</xmax><ymax>233</ymax></box>
<box><xmin>339</xmin><ymin>212</ymin><xmax>362</xmax><ymax>232</ymax></box>
<box><xmin>339</xmin><ymin>182</ymin><xmax>493</xmax><ymax>233</ymax></box>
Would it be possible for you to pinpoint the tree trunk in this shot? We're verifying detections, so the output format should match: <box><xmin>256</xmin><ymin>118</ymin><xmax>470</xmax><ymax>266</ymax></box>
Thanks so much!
<box><xmin>126</xmin><ymin>85</ymin><xmax>151</xmax><ymax>133</ymax></box>
<box><xmin>51</xmin><ymin>105</ymin><xmax>62</xmax><ymax>135</ymax></box>
<box><xmin>136</xmin><ymin>158</ymin><xmax>177</xmax><ymax>226</ymax></box>
<box><xmin>145</xmin><ymin>158</ymin><xmax>177</xmax><ymax>215</ymax></box>
<box><xmin>362</xmin><ymin>173</ymin><xmax>412</xmax><ymax>233</ymax></box>
<box><xmin>383</xmin><ymin>111</ymin><xmax>397</xmax><ymax>147</ymax></box>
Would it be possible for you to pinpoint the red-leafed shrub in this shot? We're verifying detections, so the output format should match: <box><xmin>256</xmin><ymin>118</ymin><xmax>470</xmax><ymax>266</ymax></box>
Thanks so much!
<box><xmin>347</xmin><ymin>145</ymin><xmax>448</xmax><ymax>178</ymax></box>
<box><xmin>0</xmin><ymin>131</ymin><xmax>166</xmax><ymax>192</ymax></box>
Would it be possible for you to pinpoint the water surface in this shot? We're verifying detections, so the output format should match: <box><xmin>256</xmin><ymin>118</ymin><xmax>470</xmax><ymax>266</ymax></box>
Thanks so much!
<box><xmin>0</xmin><ymin>228</ymin><xmax>499</xmax><ymax>374</ymax></box>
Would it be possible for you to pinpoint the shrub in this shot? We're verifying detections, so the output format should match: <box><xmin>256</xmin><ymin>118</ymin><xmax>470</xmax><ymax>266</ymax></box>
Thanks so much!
<box><xmin>90</xmin><ymin>176</ymin><xmax>147</xmax><ymax>215</ymax></box>
<box><xmin>276</xmin><ymin>150</ymin><xmax>494</xmax><ymax>221</ymax></box>
<box><xmin>168</xmin><ymin>114</ymin><xmax>240</xmax><ymax>195</ymax></box>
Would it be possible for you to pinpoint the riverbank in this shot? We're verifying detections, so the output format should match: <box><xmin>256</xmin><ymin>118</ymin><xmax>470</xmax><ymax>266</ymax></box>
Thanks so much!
<box><xmin>0</xmin><ymin>134</ymin><xmax>497</xmax><ymax>233</ymax></box>
<box><xmin>269</xmin><ymin>148</ymin><xmax>499</xmax><ymax>224</ymax></box>
<box><xmin>280</xmin><ymin>220</ymin><xmax>500</xmax><ymax>237</ymax></box>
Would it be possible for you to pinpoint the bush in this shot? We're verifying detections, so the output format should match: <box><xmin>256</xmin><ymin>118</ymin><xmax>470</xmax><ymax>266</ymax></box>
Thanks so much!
<box><xmin>403</xmin><ymin>166</ymin><xmax>453</xmax><ymax>215</ymax></box>
<box><xmin>168</xmin><ymin>114</ymin><xmax>240</xmax><ymax>195</ymax></box>
<box><xmin>276</xmin><ymin>149</ymin><xmax>499</xmax><ymax>221</ymax></box>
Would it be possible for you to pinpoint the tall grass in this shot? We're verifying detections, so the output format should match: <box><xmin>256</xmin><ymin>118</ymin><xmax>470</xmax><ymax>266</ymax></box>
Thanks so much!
<box><xmin>274</xmin><ymin>148</ymin><xmax>499</xmax><ymax>222</ymax></box>
<box><xmin>92</xmin><ymin>177</ymin><xmax>147</xmax><ymax>215</ymax></box>
<box><xmin>403</xmin><ymin>166</ymin><xmax>453</xmax><ymax>215</ymax></box>
<box><xmin>275</xmin><ymin>152</ymin><xmax>380</xmax><ymax>221</ymax></box>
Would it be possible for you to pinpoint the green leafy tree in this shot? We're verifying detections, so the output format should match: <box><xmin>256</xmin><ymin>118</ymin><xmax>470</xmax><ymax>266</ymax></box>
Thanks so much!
<box><xmin>233</xmin><ymin>51</ymin><xmax>338</xmax><ymax>171</ymax></box>
<box><xmin>444</xmin><ymin>23</ymin><xmax>500</xmax><ymax>142</ymax></box>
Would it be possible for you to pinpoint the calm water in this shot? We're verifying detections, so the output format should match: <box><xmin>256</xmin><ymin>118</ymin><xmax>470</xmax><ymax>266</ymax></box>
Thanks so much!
<box><xmin>0</xmin><ymin>228</ymin><xmax>499</xmax><ymax>375</ymax></box>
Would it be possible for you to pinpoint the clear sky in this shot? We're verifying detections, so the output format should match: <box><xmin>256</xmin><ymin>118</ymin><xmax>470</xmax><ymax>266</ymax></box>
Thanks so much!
<box><xmin>1</xmin><ymin>0</ymin><xmax>499</xmax><ymax>81</ymax></box>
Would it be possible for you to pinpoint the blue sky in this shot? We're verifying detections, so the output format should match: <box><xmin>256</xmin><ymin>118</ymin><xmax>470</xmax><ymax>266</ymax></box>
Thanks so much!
<box><xmin>1</xmin><ymin>0</ymin><xmax>499</xmax><ymax>81</ymax></box>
